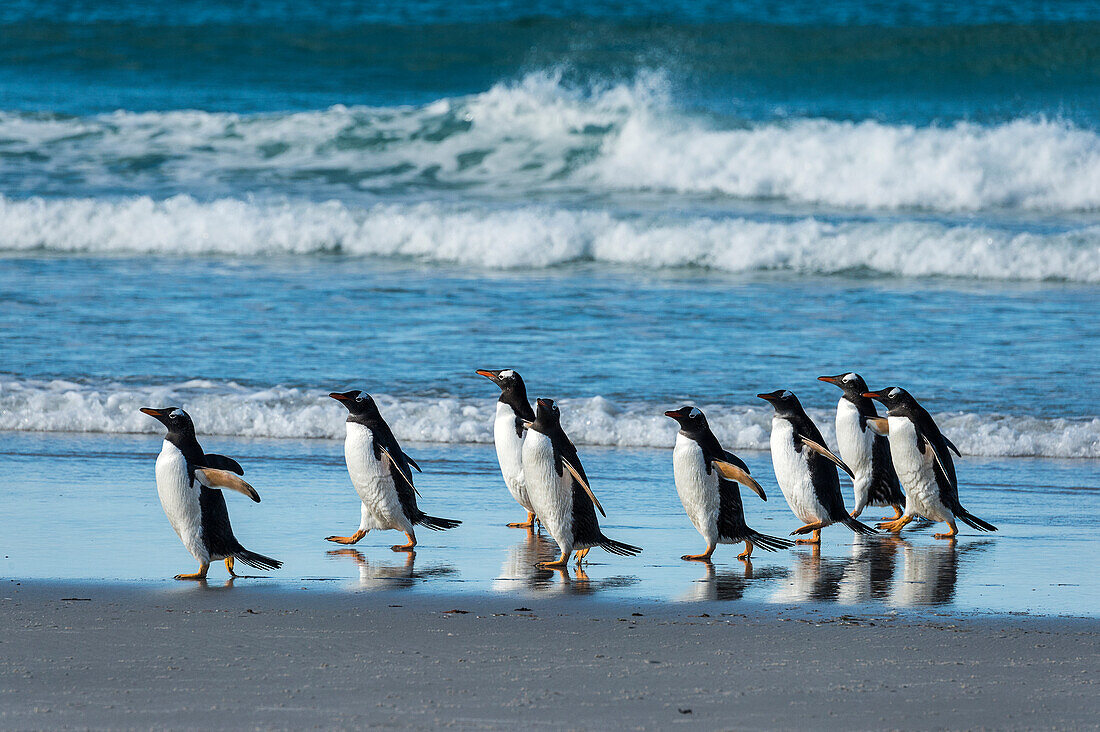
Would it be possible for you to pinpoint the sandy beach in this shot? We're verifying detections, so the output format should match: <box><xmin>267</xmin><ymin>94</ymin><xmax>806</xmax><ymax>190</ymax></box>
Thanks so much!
<box><xmin>1</xmin><ymin>581</ymin><xmax>1097</xmax><ymax>730</ymax></box>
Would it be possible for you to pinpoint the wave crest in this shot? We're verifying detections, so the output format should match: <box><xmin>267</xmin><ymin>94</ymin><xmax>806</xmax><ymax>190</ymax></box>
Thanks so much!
<box><xmin>1</xmin><ymin>380</ymin><xmax>1096</xmax><ymax>459</ymax></box>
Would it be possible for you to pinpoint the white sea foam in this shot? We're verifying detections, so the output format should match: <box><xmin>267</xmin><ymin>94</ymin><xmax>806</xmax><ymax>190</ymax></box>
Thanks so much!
<box><xmin>2</xmin><ymin>195</ymin><xmax>1099</xmax><ymax>281</ymax></box>
<box><xmin>3</xmin><ymin>71</ymin><xmax>1100</xmax><ymax>212</ymax></box>
<box><xmin>2</xmin><ymin>380</ymin><xmax>1096</xmax><ymax>459</ymax></box>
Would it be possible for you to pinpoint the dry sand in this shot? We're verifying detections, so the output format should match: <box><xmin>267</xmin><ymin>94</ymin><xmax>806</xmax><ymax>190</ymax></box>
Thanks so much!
<box><xmin>1</xmin><ymin>581</ymin><xmax>1097</xmax><ymax>730</ymax></box>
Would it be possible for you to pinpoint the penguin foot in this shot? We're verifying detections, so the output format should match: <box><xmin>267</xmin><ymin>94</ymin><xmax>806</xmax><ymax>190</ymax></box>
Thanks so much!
<box><xmin>174</xmin><ymin>563</ymin><xmax>209</xmax><ymax>581</ymax></box>
<box><xmin>849</xmin><ymin>509</ymin><xmax>863</xmax><ymax>519</ymax></box>
<box><xmin>224</xmin><ymin>557</ymin><xmax>237</xmax><ymax>577</ymax></box>
<box><xmin>391</xmin><ymin>532</ymin><xmax>417</xmax><ymax>552</ymax></box>
<box><xmin>507</xmin><ymin>512</ymin><xmax>537</xmax><ymax>528</ymax></box>
<box><xmin>737</xmin><ymin>540</ymin><xmax>754</xmax><ymax>561</ymax></box>
<box><xmin>933</xmin><ymin>519</ymin><xmax>958</xmax><ymax>540</ymax></box>
<box><xmin>536</xmin><ymin>552</ymin><xmax>570</xmax><ymax>568</ymax></box>
<box><xmin>876</xmin><ymin>516</ymin><xmax>914</xmax><ymax>534</ymax></box>
<box><xmin>881</xmin><ymin>506</ymin><xmax>904</xmax><ymax>521</ymax></box>
<box><xmin>574</xmin><ymin>548</ymin><xmax>591</xmax><ymax>565</ymax></box>
<box><xmin>325</xmin><ymin>530</ymin><xmax>367</xmax><ymax>545</ymax></box>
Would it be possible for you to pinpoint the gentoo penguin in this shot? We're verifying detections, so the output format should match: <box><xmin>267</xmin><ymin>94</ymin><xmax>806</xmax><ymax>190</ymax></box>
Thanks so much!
<box><xmin>521</xmin><ymin>398</ymin><xmax>641</xmax><ymax>568</ymax></box>
<box><xmin>862</xmin><ymin>386</ymin><xmax>996</xmax><ymax>539</ymax></box>
<box><xmin>326</xmin><ymin>390</ymin><xmax>461</xmax><ymax>551</ymax></box>
<box><xmin>139</xmin><ymin>407</ymin><xmax>281</xmax><ymax>580</ymax></box>
<box><xmin>476</xmin><ymin>368</ymin><xmax>537</xmax><ymax>528</ymax></box>
<box><xmin>665</xmin><ymin>406</ymin><xmax>792</xmax><ymax>561</ymax></box>
<box><xmin>757</xmin><ymin>390</ymin><xmax>876</xmax><ymax>543</ymax></box>
<box><xmin>818</xmin><ymin>373</ymin><xmax>905</xmax><ymax>519</ymax></box>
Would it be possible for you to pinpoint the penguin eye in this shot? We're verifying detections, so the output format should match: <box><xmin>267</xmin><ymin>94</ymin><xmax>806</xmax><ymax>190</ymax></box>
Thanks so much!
<box><xmin>499</xmin><ymin>369</ymin><xmax>514</xmax><ymax>379</ymax></box>
<box><xmin>355</xmin><ymin>394</ymin><xmax>365</xmax><ymax>402</ymax></box>
<box><xmin>688</xmin><ymin>407</ymin><xmax>701</xmax><ymax>419</ymax></box>
<box><xmin>843</xmin><ymin>374</ymin><xmax>856</xmax><ymax>383</ymax></box>
<box><xmin>781</xmin><ymin>390</ymin><xmax>793</xmax><ymax>399</ymax></box>
<box><xmin>169</xmin><ymin>409</ymin><xmax>184</xmax><ymax>419</ymax></box>
<box><xmin>888</xmin><ymin>388</ymin><xmax>901</xmax><ymax>398</ymax></box>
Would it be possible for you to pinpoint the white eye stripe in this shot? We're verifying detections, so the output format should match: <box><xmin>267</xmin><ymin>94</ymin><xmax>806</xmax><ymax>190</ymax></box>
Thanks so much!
<box><xmin>781</xmin><ymin>390</ymin><xmax>793</xmax><ymax>398</ymax></box>
<box><xmin>355</xmin><ymin>394</ymin><xmax>366</xmax><ymax>402</ymax></box>
<box><xmin>888</xmin><ymin>387</ymin><xmax>901</xmax><ymax>398</ymax></box>
<box><xmin>842</xmin><ymin>373</ymin><xmax>856</xmax><ymax>382</ymax></box>
<box><xmin>499</xmin><ymin>369</ymin><xmax>515</xmax><ymax>379</ymax></box>
<box><xmin>169</xmin><ymin>409</ymin><xmax>184</xmax><ymax>419</ymax></box>
<box><xmin>688</xmin><ymin>407</ymin><xmax>701</xmax><ymax>418</ymax></box>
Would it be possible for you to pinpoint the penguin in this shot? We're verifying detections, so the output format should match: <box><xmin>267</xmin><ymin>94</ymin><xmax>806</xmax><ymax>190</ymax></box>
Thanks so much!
<box><xmin>476</xmin><ymin>368</ymin><xmax>537</xmax><ymax>528</ymax></box>
<box><xmin>818</xmin><ymin>373</ymin><xmax>905</xmax><ymax>520</ymax></box>
<box><xmin>664</xmin><ymin>406</ymin><xmax>793</xmax><ymax>561</ymax></box>
<box><xmin>521</xmin><ymin>398</ymin><xmax>641</xmax><ymax>568</ymax></box>
<box><xmin>757</xmin><ymin>390</ymin><xmax>876</xmax><ymax>543</ymax></box>
<box><xmin>862</xmin><ymin>386</ymin><xmax>996</xmax><ymax>540</ymax></box>
<box><xmin>139</xmin><ymin>407</ymin><xmax>282</xmax><ymax>580</ymax></box>
<box><xmin>326</xmin><ymin>390</ymin><xmax>460</xmax><ymax>551</ymax></box>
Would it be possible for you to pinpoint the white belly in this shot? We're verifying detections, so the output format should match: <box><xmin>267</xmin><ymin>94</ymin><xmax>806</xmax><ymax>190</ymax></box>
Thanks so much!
<box><xmin>345</xmin><ymin>423</ymin><xmax>412</xmax><ymax>533</ymax></box>
<box><xmin>672</xmin><ymin>434</ymin><xmax>719</xmax><ymax>544</ymax></box>
<box><xmin>835</xmin><ymin>399</ymin><xmax>875</xmax><ymax>512</ymax></box>
<box><xmin>887</xmin><ymin>417</ymin><xmax>950</xmax><ymax>521</ymax></box>
<box><xmin>493</xmin><ymin>402</ymin><xmax>532</xmax><ymax>511</ymax></box>
<box><xmin>154</xmin><ymin>441</ymin><xmax>208</xmax><ymax>563</ymax></box>
<box><xmin>521</xmin><ymin>430</ymin><xmax>573</xmax><ymax>552</ymax></box>
<box><xmin>770</xmin><ymin>417</ymin><xmax>828</xmax><ymax>524</ymax></box>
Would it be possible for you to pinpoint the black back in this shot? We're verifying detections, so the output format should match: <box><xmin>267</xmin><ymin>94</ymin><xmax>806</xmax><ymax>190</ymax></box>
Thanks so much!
<box><xmin>530</xmin><ymin>399</ymin><xmax>602</xmax><ymax>544</ymax></box>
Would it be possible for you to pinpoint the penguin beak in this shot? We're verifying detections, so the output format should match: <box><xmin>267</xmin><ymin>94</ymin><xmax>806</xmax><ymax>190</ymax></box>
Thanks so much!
<box><xmin>756</xmin><ymin>393</ymin><xmax>777</xmax><ymax>402</ymax></box>
<box><xmin>817</xmin><ymin>375</ymin><xmax>841</xmax><ymax>385</ymax></box>
<box><xmin>475</xmin><ymin>369</ymin><xmax>499</xmax><ymax>383</ymax></box>
<box><xmin>862</xmin><ymin>391</ymin><xmax>882</xmax><ymax>401</ymax></box>
<box><xmin>536</xmin><ymin>398</ymin><xmax>552</xmax><ymax>408</ymax></box>
<box><xmin>140</xmin><ymin>407</ymin><xmax>170</xmax><ymax>425</ymax></box>
<box><xmin>328</xmin><ymin>392</ymin><xmax>351</xmax><ymax>402</ymax></box>
<box><xmin>663</xmin><ymin>410</ymin><xmax>679</xmax><ymax>419</ymax></box>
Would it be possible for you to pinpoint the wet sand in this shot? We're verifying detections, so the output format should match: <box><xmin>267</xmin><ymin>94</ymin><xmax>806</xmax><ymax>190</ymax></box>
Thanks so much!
<box><xmin>1</xmin><ymin>581</ymin><xmax>1097</xmax><ymax>730</ymax></box>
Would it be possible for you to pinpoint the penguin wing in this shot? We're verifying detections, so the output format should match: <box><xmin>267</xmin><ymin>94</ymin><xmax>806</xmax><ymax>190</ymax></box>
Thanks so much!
<box><xmin>807</xmin><ymin>449</ymin><xmax>849</xmax><ymax>521</ymax></box>
<box><xmin>863</xmin><ymin>416</ymin><xmax>890</xmax><ymax>436</ymax></box>
<box><xmin>513</xmin><ymin>416</ymin><xmax>527</xmax><ymax>439</ymax></box>
<box><xmin>920</xmin><ymin>433</ymin><xmax>962</xmax><ymax>509</ymax></box>
<box><xmin>200</xmin><ymin>453</ymin><xmax>244</xmax><ymax>475</ymax></box>
<box><xmin>405</xmin><ymin>455</ymin><xmax>423</xmax><ymax>473</ymax></box>
<box><xmin>801</xmin><ymin>437</ymin><xmax>856</xmax><ymax>479</ymax></box>
<box><xmin>192</xmin><ymin>466</ymin><xmax>260</xmax><ymax>502</ymax></box>
<box><xmin>715</xmin><ymin>450</ymin><xmax>766</xmax><ymax>501</ymax></box>
<box><xmin>556</xmin><ymin>436</ymin><xmax>606</xmax><ymax>517</ymax></box>
<box><xmin>917</xmin><ymin>427</ymin><xmax>958</xmax><ymax>489</ymax></box>
<box><xmin>943</xmin><ymin>435</ymin><xmax>962</xmax><ymax>457</ymax></box>
<box><xmin>378</xmin><ymin>444</ymin><xmax>424</xmax><ymax>503</ymax></box>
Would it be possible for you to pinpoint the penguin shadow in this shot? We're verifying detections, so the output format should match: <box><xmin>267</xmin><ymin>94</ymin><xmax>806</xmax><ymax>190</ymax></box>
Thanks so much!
<box><xmin>837</xmin><ymin>534</ymin><xmax>903</xmax><ymax>603</ymax></box>
<box><xmin>680</xmin><ymin>560</ymin><xmax>788</xmax><ymax>602</ymax></box>
<box><xmin>889</xmin><ymin>538</ymin><xmax>994</xmax><ymax>607</ymax></box>
<box><xmin>325</xmin><ymin>549</ymin><xmax>456</xmax><ymax>591</ymax></box>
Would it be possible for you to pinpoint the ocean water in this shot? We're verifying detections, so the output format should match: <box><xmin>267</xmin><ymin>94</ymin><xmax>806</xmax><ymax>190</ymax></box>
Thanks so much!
<box><xmin>1</xmin><ymin>0</ymin><xmax>1098</xmax><ymax>612</ymax></box>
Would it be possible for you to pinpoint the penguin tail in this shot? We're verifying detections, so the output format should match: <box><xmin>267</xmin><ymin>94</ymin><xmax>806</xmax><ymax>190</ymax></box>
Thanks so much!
<box><xmin>598</xmin><ymin>537</ymin><xmax>642</xmax><ymax>557</ymax></box>
<box><xmin>233</xmin><ymin>549</ymin><xmax>282</xmax><ymax>572</ymax></box>
<box><xmin>744</xmin><ymin>530</ymin><xmax>794</xmax><ymax>552</ymax></box>
<box><xmin>840</xmin><ymin>516</ymin><xmax>878</xmax><ymax>536</ymax></box>
<box><xmin>956</xmin><ymin>510</ymin><xmax>997</xmax><ymax>532</ymax></box>
<box><xmin>417</xmin><ymin>514</ymin><xmax>462</xmax><ymax>531</ymax></box>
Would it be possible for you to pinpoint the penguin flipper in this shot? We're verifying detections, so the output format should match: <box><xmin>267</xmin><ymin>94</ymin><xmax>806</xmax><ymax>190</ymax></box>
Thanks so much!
<box><xmin>200</xmin><ymin>453</ymin><xmax>244</xmax><ymax>475</ymax></box>
<box><xmin>379</xmin><ymin>445</ymin><xmax>423</xmax><ymax>498</ymax></box>
<box><xmin>194</xmin><ymin>468</ymin><xmax>260</xmax><ymax>502</ymax></box>
<box><xmin>713</xmin><ymin>460</ymin><xmax>766</xmax><ymax>500</ymax></box>
<box><xmin>405</xmin><ymin>455</ymin><xmax>423</xmax><ymax>473</ymax></box>
<box><xmin>943</xmin><ymin>435</ymin><xmax>962</xmax><ymax>457</ymax></box>
<box><xmin>562</xmin><ymin>457</ymin><xmax>605</xmax><ymax>517</ymax></box>
<box><xmin>863</xmin><ymin>416</ymin><xmax>890</xmax><ymax>436</ymax></box>
<box><xmin>801</xmin><ymin>437</ymin><xmax>856</xmax><ymax>479</ymax></box>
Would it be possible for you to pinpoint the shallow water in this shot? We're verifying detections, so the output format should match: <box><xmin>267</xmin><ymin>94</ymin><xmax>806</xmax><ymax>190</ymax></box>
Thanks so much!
<box><xmin>2</xmin><ymin>431</ymin><xmax>1096</xmax><ymax>616</ymax></box>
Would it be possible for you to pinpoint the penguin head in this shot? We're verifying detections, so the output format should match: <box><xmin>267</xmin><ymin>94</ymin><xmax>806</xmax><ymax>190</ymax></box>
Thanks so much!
<box><xmin>862</xmin><ymin>386</ymin><xmax>916</xmax><ymax>414</ymax></box>
<box><xmin>756</xmin><ymin>389</ymin><xmax>803</xmax><ymax>417</ymax></box>
<box><xmin>818</xmin><ymin>372</ymin><xmax>870</xmax><ymax>399</ymax></box>
<box><xmin>140</xmin><ymin>406</ymin><xmax>194</xmax><ymax>436</ymax></box>
<box><xmin>531</xmin><ymin>397</ymin><xmax>561</xmax><ymax>432</ymax></box>
<box><xmin>664</xmin><ymin>405</ymin><xmax>708</xmax><ymax>435</ymax></box>
<box><xmin>329</xmin><ymin>389</ymin><xmax>381</xmax><ymax>418</ymax></box>
<box><xmin>476</xmin><ymin>368</ymin><xmax>529</xmax><ymax>409</ymax></box>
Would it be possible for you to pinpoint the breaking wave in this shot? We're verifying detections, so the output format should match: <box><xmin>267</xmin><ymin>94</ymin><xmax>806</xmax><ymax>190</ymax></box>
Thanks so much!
<box><xmin>2</xmin><ymin>195</ymin><xmax>1098</xmax><ymax>281</ymax></box>
<box><xmin>1</xmin><ymin>379</ymin><xmax>1097</xmax><ymax>459</ymax></box>
<box><xmin>3</xmin><ymin>71</ymin><xmax>1100</xmax><ymax>212</ymax></box>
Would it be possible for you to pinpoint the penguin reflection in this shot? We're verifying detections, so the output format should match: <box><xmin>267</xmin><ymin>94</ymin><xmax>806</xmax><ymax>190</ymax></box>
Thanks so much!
<box><xmin>890</xmin><ymin>539</ymin><xmax>992</xmax><ymax>607</ymax></box>
<box><xmin>837</xmin><ymin>535</ymin><xmax>902</xmax><ymax>603</ymax></box>
<box><xmin>769</xmin><ymin>546</ymin><xmax>851</xmax><ymax>603</ymax></box>
<box><xmin>326</xmin><ymin>549</ymin><xmax>455</xmax><ymax>590</ymax></box>
<box><xmin>680</xmin><ymin>560</ymin><xmax>787</xmax><ymax>602</ymax></box>
<box><xmin>492</xmin><ymin>528</ymin><xmax>559</xmax><ymax>592</ymax></box>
